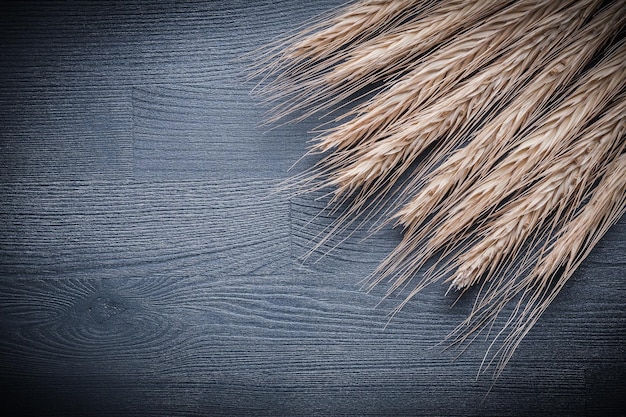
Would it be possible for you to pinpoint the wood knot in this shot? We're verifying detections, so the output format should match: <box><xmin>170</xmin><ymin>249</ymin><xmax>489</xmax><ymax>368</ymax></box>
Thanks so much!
<box><xmin>87</xmin><ymin>295</ymin><xmax>128</xmax><ymax>324</ymax></box>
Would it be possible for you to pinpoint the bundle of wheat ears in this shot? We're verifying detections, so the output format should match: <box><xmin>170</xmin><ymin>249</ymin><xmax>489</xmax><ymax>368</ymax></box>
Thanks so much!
<box><xmin>250</xmin><ymin>0</ymin><xmax>626</xmax><ymax>377</ymax></box>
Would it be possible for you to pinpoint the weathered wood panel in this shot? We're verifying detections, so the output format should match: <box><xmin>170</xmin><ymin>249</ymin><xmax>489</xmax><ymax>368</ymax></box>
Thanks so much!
<box><xmin>0</xmin><ymin>0</ymin><xmax>341</xmax><ymax>88</ymax></box>
<box><xmin>0</xmin><ymin>180</ymin><xmax>292</xmax><ymax>278</ymax></box>
<box><xmin>0</xmin><ymin>0</ymin><xmax>624</xmax><ymax>416</ymax></box>
<box><xmin>132</xmin><ymin>84</ymin><xmax>320</xmax><ymax>179</ymax></box>
<box><xmin>0</xmin><ymin>258</ymin><xmax>623</xmax><ymax>416</ymax></box>
<box><xmin>0</xmin><ymin>87</ymin><xmax>133</xmax><ymax>181</ymax></box>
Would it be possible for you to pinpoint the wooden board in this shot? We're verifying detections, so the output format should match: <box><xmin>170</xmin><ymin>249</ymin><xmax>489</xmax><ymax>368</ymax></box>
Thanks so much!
<box><xmin>0</xmin><ymin>1</ymin><xmax>624</xmax><ymax>416</ymax></box>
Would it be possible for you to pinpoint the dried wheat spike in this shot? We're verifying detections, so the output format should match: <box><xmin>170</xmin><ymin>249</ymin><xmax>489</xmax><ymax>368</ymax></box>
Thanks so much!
<box><xmin>421</xmin><ymin>39</ymin><xmax>626</xmax><ymax>245</ymax></box>
<box><xmin>312</xmin><ymin>0</ymin><xmax>570</xmax><ymax>153</ymax></box>
<box><xmin>324</xmin><ymin>0</ymin><xmax>597</xmax><ymax>196</ymax></box>
<box><xmin>448</xmin><ymin>93</ymin><xmax>626</xmax><ymax>291</ymax></box>
<box><xmin>296</xmin><ymin>0</ymin><xmax>508</xmax><ymax>120</ymax></box>
<box><xmin>392</xmin><ymin>0</ymin><xmax>625</xmax><ymax>236</ymax></box>
<box><xmin>251</xmin><ymin>0</ymin><xmax>422</xmax><ymax>82</ymax></box>
<box><xmin>374</xmin><ymin>38</ymin><xmax>626</xmax><ymax>296</ymax></box>
<box><xmin>253</xmin><ymin>0</ymin><xmax>438</xmax><ymax>122</ymax></box>
<box><xmin>444</xmin><ymin>94</ymin><xmax>626</xmax><ymax>370</ymax></box>
<box><xmin>397</xmin><ymin>95</ymin><xmax>625</xmax><ymax>372</ymax></box>
<box><xmin>488</xmin><ymin>151</ymin><xmax>626</xmax><ymax>376</ymax></box>
<box><xmin>253</xmin><ymin>0</ymin><xmax>626</xmax><ymax>378</ymax></box>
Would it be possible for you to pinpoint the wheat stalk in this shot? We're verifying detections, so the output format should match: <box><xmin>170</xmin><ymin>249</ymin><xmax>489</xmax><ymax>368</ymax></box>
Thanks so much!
<box><xmin>324</xmin><ymin>0</ymin><xmax>597</xmax><ymax>194</ymax></box>
<box><xmin>483</xmin><ymin>151</ymin><xmax>626</xmax><ymax>376</ymax></box>
<box><xmin>392</xmin><ymin>0</ymin><xmax>624</xmax><ymax>236</ymax></box>
<box><xmin>311</xmin><ymin>0</ymin><xmax>569</xmax><ymax>153</ymax></box>
<box><xmin>370</xmin><ymin>36</ymin><xmax>626</xmax><ymax>295</ymax></box>
<box><xmin>448</xmin><ymin>93</ymin><xmax>626</xmax><ymax>292</ymax></box>
<box><xmin>252</xmin><ymin>0</ymin><xmax>626</xmax><ymax>378</ymax></box>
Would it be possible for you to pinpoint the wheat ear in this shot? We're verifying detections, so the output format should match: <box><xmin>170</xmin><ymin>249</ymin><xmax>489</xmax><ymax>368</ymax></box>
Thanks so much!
<box><xmin>423</xmin><ymin>39</ymin><xmax>626</xmax><ymax>244</ymax></box>
<box><xmin>311</xmin><ymin>0</ymin><xmax>567</xmax><ymax>154</ymax></box>
<box><xmin>254</xmin><ymin>0</ymin><xmax>437</xmax><ymax>123</ymax></box>
<box><xmin>325</xmin><ymin>0</ymin><xmax>509</xmax><ymax>85</ymax></box>
<box><xmin>391</xmin><ymin>1</ymin><xmax>625</xmax><ymax>238</ymax></box>
<box><xmin>443</xmin><ymin>95</ymin><xmax>626</xmax><ymax>371</ymax></box>
<box><xmin>448</xmin><ymin>93</ymin><xmax>626</xmax><ymax>292</ymax></box>
<box><xmin>284</xmin><ymin>0</ymin><xmax>510</xmax><ymax>121</ymax></box>
<box><xmin>250</xmin><ymin>0</ymin><xmax>421</xmax><ymax>84</ymax></box>
<box><xmin>372</xmin><ymin>39</ymin><xmax>626</xmax><ymax>295</ymax></box>
<box><xmin>391</xmin><ymin>95</ymin><xmax>625</xmax><ymax>363</ymax></box>
<box><xmin>484</xmin><ymin>151</ymin><xmax>626</xmax><ymax>376</ymax></box>
<box><xmin>274</xmin><ymin>0</ymin><xmax>571</xmax><ymax>244</ymax></box>
<box><xmin>324</xmin><ymin>0</ymin><xmax>597</xmax><ymax>195</ymax></box>
<box><xmin>286</xmin><ymin>0</ymin><xmax>416</xmax><ymax>61</ymax></box>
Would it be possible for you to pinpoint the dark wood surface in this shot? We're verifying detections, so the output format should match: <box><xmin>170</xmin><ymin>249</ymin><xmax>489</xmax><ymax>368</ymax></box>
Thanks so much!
<box><xmin>0</xmin><ymin>1</ymin><xmax>624</xmax><ymax>416</ymax></box>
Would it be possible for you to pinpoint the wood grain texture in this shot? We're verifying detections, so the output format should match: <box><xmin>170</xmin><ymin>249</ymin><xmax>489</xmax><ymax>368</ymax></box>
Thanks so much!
<box><xmin>0</xmin><ymin>0</ymin><xmax>341</xmax><ymax>88</ymax></box>
<box><xmin>132</xmin><ymin>84</ymin><xmax>320</xmax><ymax>179</ymax></box>
<box><xmin>0</xmin><ymin>87</ymin><xmax>133</xmax><ymax>181</ymax></box>
<box><xmin>0</xmin><ymin>180</ymin><xmax>292</xmax><ymax>278</ymax></box>
<box><xmin>0</xmin><ymin>1</ymin><xmax>624</xmax><ymax>416</ymax></box>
